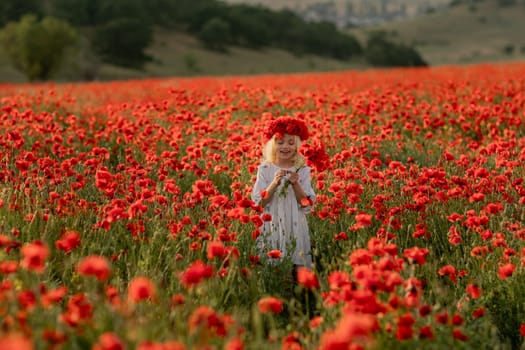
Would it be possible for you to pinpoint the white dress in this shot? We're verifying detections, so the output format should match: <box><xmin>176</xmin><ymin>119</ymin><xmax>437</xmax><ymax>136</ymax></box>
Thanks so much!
<box><xmin>251</xmin><ymin>162</ymin><xmax>316</xmax><ymax>268</ymax></box>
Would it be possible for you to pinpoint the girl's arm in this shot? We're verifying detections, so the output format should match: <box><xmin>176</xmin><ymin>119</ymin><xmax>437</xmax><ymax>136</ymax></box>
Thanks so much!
<box><xmin>293</xmin><ymin>167</ymin><xmax>316</xmax><ymax>213</ymax></box>
<box><xmin>259</xmin><ymin>178</ymin><xmax>280</xmax><ymax>208</ymax></box>
<box><xmin>252</xmin><ymin>165</ymin><xmax>285</xmax><ymax>208</ymax></box>
<box><xmin>289</xmin><ymin>174</ymin><xmax>307</xmax><ymax>203</ymax></box>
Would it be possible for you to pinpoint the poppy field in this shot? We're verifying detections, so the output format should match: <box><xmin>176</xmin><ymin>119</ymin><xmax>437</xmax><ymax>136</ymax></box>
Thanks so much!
<box><xmin>1</xmin><ymin>62</ymin><xmax>525</xmax><ymax>350</ymax></box>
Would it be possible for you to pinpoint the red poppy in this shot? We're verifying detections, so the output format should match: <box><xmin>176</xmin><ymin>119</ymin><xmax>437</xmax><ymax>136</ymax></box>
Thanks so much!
<box><xmin>471</xmin><ymin>246</ymin><xmax>489</xmax><ymax>257</ymax></box>
<box><xmin>330</xmin><ymin>312</ymin><xmax>377</xmax><ymax>345</ymax></box>
<box><xmin>447</xmin><ymin>225</ymin><xmax>462</xmax><ymax>245</ymax></box>
<box><xmin>396</xmin><ymin>325</ymin><xmax>413</xmax><ymax>340</ymax></box>
<box><xmin>452</xmin><ymin>329</ymin><xmax>468</xmax><ymax>341</ymax></box>
<box><xmin>396</xmin><ymin>312</ymin><xmax>416</xmax><ymax>340</ymax></box>
<box><xmin>333</xmin><ymin>231</ymin><xmax>348</xmax><ymax>241</ymax></box>
<box><xmin>469</xmin><ymin>192</ymin><xmax>485</xmax><ymax>203</ymax></box>
<box><xmin>0</xmin><ymin>334</ymin><xmax>33</xmax><ymax>350</ymax></box>
<box><xmin>179</xmin><ymin>260</ymin><xmax>214</xmax><ymax>288</ymax></box>
<box><xmin>300</xmin><ymin>197</ymin><xmax>314</xmax><ymax>207</ymax></box>
<box><xmin>207</xmin><ymin>241</ymin><xmax>227</xmax><ymax>260</ymax></box>
<box><xmin>472</xmin><ymin>308</ymin><xmax>485</xmax><ymax>318</ymax></box>
<box><xmin>261</xmin><ymin>213</ymin><xmax>272</xmax><ymax>221</ymax></box>
<box><xmin>128</xmin><ymin>276</ymin><xmax>157</xmax><ymax>303</ymax></box>
<box><xmin>0</xmin><ymin>261</ymin><xmax>18</xmax><ymax>274</ymax></box>
<box><xmin>0</xmin><ymin>234</ymin><xmax>11</xmax><ymax>247</ymax></box>
<box><xmin>41</xmin><ymin>286</ymin><xmax>68</xmax><ymax>308</ymax></box>
<box><xmin>250</xmin><ymin>215</ymin><xmax>263</xmax><ymax>227</ymax></box>
<box><xmin>92</xmin><ymin>332</ymin><xmax>125</xmax><ymax>350</ymax></box>
<box><xmin>419</xmin><ymin>305</ymin><xmax>432</xmax><ymax>317</ymax></box>
<box><xmin>77</xmin><ymin>255</ymin><xmax>111</xmax><ymax>282</ymax></box>
<box><xmin>188</xmin><ymin>306</ymin><xmax>228</xmax><ymax>338</ymax></box>
<box><xmin>248</xmin><ymin>255</ymin><xmax>260</xmax><ymax>268</ymax></box>
<box><xmin>418</xmin><ymin>325</ymin><xmax>434</xmax><ymax>339</ymax></box>
<box><xmin>310</xmin><ymin>316</ymin><xmax>323</xmax><ymax>328</ymax></box>
<box><xmin>147</xmin><ymin>341</ymin><xmax>185</xmax><ymax>350</ymax></box>
<box><xmin>350</xmin><ymin>212</ymin><xmax>373</xmax><ymax>230</ymax></box>
<box><xmin>466</xmin><ymin>284</ymin><xmax>482</xmax><ymax>299</ymax></box>
<box><xmin>20</xmin><ymin>241</ymin><xmax>49</xmax><ymax>274</ymax></box>
<box><xmin>451</xmin><ymin>314</ymin><xmax>464</xmax><ymax>326</ymax></box>
<box><xmin>318</xmin><ymin>330</ymin><xmax>349</xmax><ymax>350</ymax></box>
<box><xmin>484</xmin><ymin>202</ymin><xmax>503</xmax><ymax>215</ymax></box>
<box><xmin>225</xmin><ymin>338</ymin><xmax>244</xmax><ymax>350</ymax></box>
<box><xmin>349</xmin><ymin>249</ymin><xmax>373</xmax><ymax>266</ymax></box>
<box><xmin>17</xmin><ymin>290</ymin><xmax>36</xmax><ymax>311</ymax></box>
<box><xmin>403</xmin><ymin>247</ymin><xmax>429</xmax><ymax>265</ymax></box>
<box><xmin>170</xmin><ymin>293</ymin><xmax>185</xmax><ymax>308</ymax></box>
<box><xmin>435</xmin><ymin>311</ymin><xmax>448</xmax><ymax>325</ymax></box>
<box><xmin>42</xmin><ymin>330</ymin><xmax>67</xmax><ymax>346</ymax></box>
<box><xmin>438</xmin><ymin>265</ymin><xmax>458</xmax><ymax>283</ymax></box>
<box><xmin>55</xmin><ymin>230</ymin><xmax>81</xmax><ymax>253</ymax></box>
<box><xmin>446</xmin><ymin>213</ymin><xmax>464</xmax><ymax>222</ymax></box>
<box><xmin>61</xmin><ymin>293</ymin><xmax>93</xmax><ymax>327</ymax></box>
<box><xmin>258</xmin><ymin>296</ymin><xmax>284</xmax><ymax>314</ymax></box>
<box><xmin>497</xmin><ymin>263</ymin><xmax>515</xmax><ymax>279</ymax></box>
<box><xmin>267</xmin><ymin>250</ymin><xmax>282</xmax><ymax>259</ymax></box>
<box><xmin>296</xmin><ymin>267</ymin><xmax>320</xmax><ymax>289</ymax></box>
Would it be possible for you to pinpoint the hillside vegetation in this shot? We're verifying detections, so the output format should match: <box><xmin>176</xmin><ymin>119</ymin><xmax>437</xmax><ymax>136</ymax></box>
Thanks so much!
<box><xmin>1</xmin><ymin>0</ymin><xmax>524</xmax><ymax>82</ymax></box>
<box><xmin>0</xmin><ymin>29</ymin><xmax>369</xmax><ymax>83</ymax></box>
<box><xmin>348</xmin><ymin>0</ymin><xmax>525</xmax><ymax>65</ymax></box>
<box><xmin>100</xmin><ymin>30</ymin><xmax>370</xmax><ymax>81</ymax></box>
<box><xmin>0</xmin><ymin>0</ymin><xmax>428</xmax><ymax>83</ymax></box>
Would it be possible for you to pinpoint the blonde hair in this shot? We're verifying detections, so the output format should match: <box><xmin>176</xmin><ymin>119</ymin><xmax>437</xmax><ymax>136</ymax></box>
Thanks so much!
<box><xmin>262</xmin><ymin>134</ymin><xmax>305</xmax><ymax>168</ymax></box>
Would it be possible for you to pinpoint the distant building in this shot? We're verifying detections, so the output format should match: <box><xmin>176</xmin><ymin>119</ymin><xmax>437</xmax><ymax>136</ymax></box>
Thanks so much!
<box><xmin>224</xmin><ymin>0</ymin><xmax>452</xmax><ymax>27</ymax></box>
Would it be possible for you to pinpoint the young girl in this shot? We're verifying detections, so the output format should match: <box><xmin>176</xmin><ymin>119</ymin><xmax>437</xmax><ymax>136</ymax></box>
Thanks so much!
<box><xmin>251</xmin><ymin>117</ymin><xmax>316</xmax><ymax>271</ymax></box>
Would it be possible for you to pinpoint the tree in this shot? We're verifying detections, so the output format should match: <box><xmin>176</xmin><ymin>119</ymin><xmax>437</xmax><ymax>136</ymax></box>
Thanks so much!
<box><xmin>96</xmin><ymin>0</ymin><xmax>148</xmax><ymax>24</ymax></box>
<box><xmin>197</xmin><ymin>17</ymin><xmax>232</xmax><ymax>52</ymax></box>
<box><xmin>50</xmin><ymin>0</ymin><xmax>103</xmax><ymax>26</ymax></box>
<box><xmin>0</xmin><ymin>0</ymin><xmax>43</xmax><ymax>27</ymax></box>
<box><xmin>51</xmin><ymin>0</ymin><xmax>154</xmax><ymax>26</ymax></box>
<box><xmin>364</xmin><ymin>31</ymin><xmax>427</xmax><ymax>67</ymax></box>
<box><xmin>300</xmin><ymin>21</ymin><xmax>362</xmax><ymax>59</ymax></box>
<box><xmin>223</xmin><ymin>5</ymin><xmax>272</xmax><ymax>49</ymax></box>
<box><xmin>0</xmin><ymin>15</ymin><xmax>77</xmax><ymax>81</ymax></box>
<box><xmin>141</xmin><ymin>0</ymin><xmax>180</xmax><ymax>27</ymax></box>
<box><xmin>92</xmin><ymin>17</ymin><xmax>153</xmax><ymax>68</ymax></box>
<box><xmin>184</xmin><ymin>1</ymin><xmax>229</xmax><ymax>33</ymax></box>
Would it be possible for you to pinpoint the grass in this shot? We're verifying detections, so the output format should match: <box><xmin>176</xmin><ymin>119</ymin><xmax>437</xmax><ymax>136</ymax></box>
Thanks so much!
<box><xmin>348</xmin><ymin>1</ymin><xmax>525</xmax><ymax>65</ymax></box>
<box><xmin>143</xmin><ymin>30</ymin><xmax>368</xmax><ymax>77</ymax></box>
<box><xmin>0</xmin><ymin>50</ymin><xmax>25</xmax><ymax>83</ymax></box>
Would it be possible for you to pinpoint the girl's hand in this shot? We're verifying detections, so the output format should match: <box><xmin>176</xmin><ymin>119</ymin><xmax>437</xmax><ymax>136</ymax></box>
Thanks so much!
<box><xmin>288</xmin><ymin>172</ymin><xmax>299</xmax><ymax>185</ymax></box>
<box><xmin>271</xmin><ymin>170</ymin><xmax>288</xmax><ymax>186</ymax></box>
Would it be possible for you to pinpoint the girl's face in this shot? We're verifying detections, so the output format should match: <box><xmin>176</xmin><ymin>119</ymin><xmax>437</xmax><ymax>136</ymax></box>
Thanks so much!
<box><xmin>275</xmin><ymin>134</ymin><xmax>297</xmax><ymax>163</ymax></box>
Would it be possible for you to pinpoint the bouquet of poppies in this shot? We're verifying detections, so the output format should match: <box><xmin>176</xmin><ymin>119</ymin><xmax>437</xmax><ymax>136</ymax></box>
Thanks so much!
<box><xmin>300</xmin><ymin>140</ymin><xmax>330</xmax><ymax>173</ymax></box>
<box><xmin>278</xmin><ymin>140</ymin><xmax>330</xmax><ymax>196</ymax></box>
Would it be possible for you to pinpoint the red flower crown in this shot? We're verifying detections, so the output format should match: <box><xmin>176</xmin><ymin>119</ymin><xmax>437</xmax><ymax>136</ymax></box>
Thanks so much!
<box><xmin>263</xmin><ymin>117</ymin><xmax>309</xmax><ymax>141</ymax></box>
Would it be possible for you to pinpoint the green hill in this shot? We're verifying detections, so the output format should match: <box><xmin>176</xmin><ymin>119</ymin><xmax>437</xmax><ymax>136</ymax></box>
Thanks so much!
<box><xmin>101</xmin><ymin>30</ymin><xmax>368</xmax><ymax>81</ymax></box>
<box><xmin>347</xmin><ymin>1</ymin><xmax>525</xmax><ymax>65</ymax></box>
<box><xmin>2</xmin><ymin>1</ymin><xmax>525</xmax><ymax>83</ymax></box>
<box><xmin>0</xmin><ymin>29</ymin><xmax>368</xmax><ymax>83</ymax></box>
